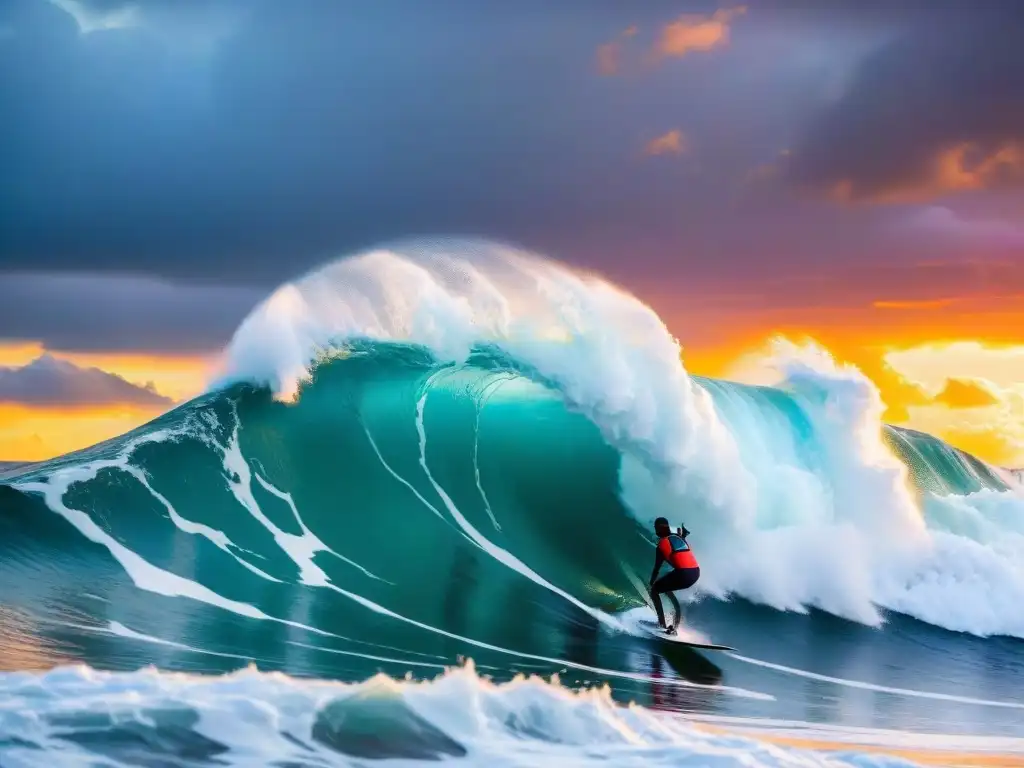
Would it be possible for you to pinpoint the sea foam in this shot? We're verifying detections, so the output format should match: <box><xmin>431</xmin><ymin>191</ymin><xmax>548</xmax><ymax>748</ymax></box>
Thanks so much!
<box><xmin>0</xmin><ymin>662</ymin><xmax>935</xmax><ymax>767</ymax></box>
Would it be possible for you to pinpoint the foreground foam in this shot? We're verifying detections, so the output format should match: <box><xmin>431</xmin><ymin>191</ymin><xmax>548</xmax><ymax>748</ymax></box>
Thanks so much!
<box><xmin>0</xmin><ymin>662</ymin><xmax>930</xmax><ymax>767</ymax></box>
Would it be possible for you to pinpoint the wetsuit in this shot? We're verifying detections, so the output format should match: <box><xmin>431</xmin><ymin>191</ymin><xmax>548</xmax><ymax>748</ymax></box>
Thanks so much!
<box><xmin>649</xmin><ymin>533</ymin><xmax>700</xmax><ymax>630</ymax></box>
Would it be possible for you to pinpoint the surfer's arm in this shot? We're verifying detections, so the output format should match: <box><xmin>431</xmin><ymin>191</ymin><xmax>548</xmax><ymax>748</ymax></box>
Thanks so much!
<box><xmin>649</xmin><ymin>548</ymin><xmax>664</xmax><ymax>587</ymax></box>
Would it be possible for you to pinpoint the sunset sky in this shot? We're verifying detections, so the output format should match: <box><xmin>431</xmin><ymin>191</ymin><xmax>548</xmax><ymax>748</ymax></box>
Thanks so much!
<box><xmin>1</xmin><ymin>0</ymin><xmax>1022</xmax><ymax>465</ymax></box>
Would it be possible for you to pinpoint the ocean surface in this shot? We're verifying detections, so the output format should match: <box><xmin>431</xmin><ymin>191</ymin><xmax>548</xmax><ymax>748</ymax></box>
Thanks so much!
<box><xmin>2</xmin><ymin>239</ymin><xmax>1023</xmax><ymax>767</ymax></box>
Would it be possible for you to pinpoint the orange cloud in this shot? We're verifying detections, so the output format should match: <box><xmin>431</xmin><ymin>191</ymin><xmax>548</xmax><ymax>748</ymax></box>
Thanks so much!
<box><xmin>0</xmin><ymin>342</ymin><xmax>46</xmax><ymax>368</ymax></box>
<box><xmin>873</xmin><ymin>298</ymin><xmax>960</xmax><ymax>310</ymax></box>
<box><xmin>0</xmin><ymin>354</ymin><xmax>173</xmax><ymax>407</ymax></box>
<box><xmin>657</xmin><ymin>6</ymin><xmax>746</xmax><ymax>59</ymax></box>
<box><xmin>0</xmin><ymin>432</ymin><xmax>49</xmax><ymax>463</ymax></box>
<box><xmin>597</xmin><ymin>7</ymin><xmax>744</xmax><ymax>77</ymax></box>
<box><xmin>933</xmin><ymin>377</ymin><xmax>1001</xmax><ymax>409</ymax></box>
<box><xmin>886</xmin><ymin>341</ymin><xmax>1024</xmax><ymax>393</ymax></box>
<box><xmin>928</xmin><ymin>142</ymin><xmax>1024</xmax><ymax>194</ymax></box>
<box><xmin>595</xmin><ymin>25</ymin><xmax>638</xmax><ymax>75</ymax></box>
<box><xmin>645</xmin><ymin>129</ymin><xmax>688</xmax><ymax>157</ymax></box>
<box><xmin>596</xmin><ymin>41</ymin><xmax>621</xmax><ymax>75</ymax></box>
<box><xmin>882</xmin><ymin>342</ymin><xmax>1024</xmax><ymax>465</ymax></box>
<box><xmin>826</xmin><ymin>141</ymin><xmax>1024</xmax><ymax>204</ymax></box>
<box><xmin>57</xmin><ymin>351</ymin><xmax>212</xmax><ymax>402</ymax></box>
<box><xmin>0</xmin><ymin>344</ymin><xmax>212</xmax><ymax>403</ymax></box>
<box><xmin>0</xmin><ymin>343</ymin><xmax>213</xmax><ymax>461</ymax></box>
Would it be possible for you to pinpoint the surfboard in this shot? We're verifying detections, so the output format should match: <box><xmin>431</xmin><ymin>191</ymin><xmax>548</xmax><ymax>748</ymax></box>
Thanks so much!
<box><xmin>635</xmin><ymin>619</ymin><xmax>735</xmax><ymax>651</ymax></box>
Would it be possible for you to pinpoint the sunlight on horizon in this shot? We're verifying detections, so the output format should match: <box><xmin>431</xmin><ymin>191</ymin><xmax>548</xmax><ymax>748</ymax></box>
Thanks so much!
<box><xmin>3</xmin><ymin>336</ymin><xmax>1021</xmax><ymax>467</ymax></box>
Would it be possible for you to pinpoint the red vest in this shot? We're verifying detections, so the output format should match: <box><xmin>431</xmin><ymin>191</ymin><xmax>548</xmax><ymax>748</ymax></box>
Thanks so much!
<box><xmin>658</xmin><ymin>534</ymin><xmax>698</xmax><ymax>570</ymax></box>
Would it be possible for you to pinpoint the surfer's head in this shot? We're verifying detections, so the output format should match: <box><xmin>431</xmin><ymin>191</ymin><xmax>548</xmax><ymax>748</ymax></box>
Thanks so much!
<box><xmin>654</xmin><ymin>517</ymin><xmax>670</xmax><ymax>538</ymax></box>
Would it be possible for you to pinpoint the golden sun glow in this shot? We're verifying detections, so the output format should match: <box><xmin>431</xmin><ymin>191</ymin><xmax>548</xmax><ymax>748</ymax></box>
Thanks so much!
<box><xmin>1</xmin><ymin>333</ymin><xmax>1021</xmax><ymax>467</ymax></box>
<box><xmin>883</xmin><ymin>341</ymin><xmax>1024</xmax><ymax>467</ymax></box>
<box><xmin>0</xmin><ymin>343</ymin><xmax>214</xmax><ymax>461</ymax></box>
<box><xmin>709</xmin><ymin>336</ymin><xmax>1024</xmax><ymax>467</ymax></box>
<box><xmin>0</xmin><ymin>402</ymin><xmax>172</xmax><ymax>461</ymax></box>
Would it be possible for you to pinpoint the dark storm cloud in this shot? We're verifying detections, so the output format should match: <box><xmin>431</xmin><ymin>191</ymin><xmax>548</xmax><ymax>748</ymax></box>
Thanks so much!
<box><xmin>4</xmin><ymin>0</ymin><xmax>1008</xmax><ymax>331</ymax></box>
<box><xmin>0</xmin><ymin>273</ymin><xmax>263</xmax><ymax>352</ymax></box>
<box><xmin>0</xmin><ymin>0</ymin><xmax>695</xmax><ymax>284</ymax></box>
<box><xmin>0</xmin><ymin>0</ymin><xmax>846</xmax><ymax>288</ymax></box>
<box><xmin>0</xmin><ymin>353</ymin><xmax>173</xmax><ymax>406</ymax></box>
<box><xmin>786</xmin><ymin>6</ymin><xmax>1024</xmax><ymax>202</ymax></box>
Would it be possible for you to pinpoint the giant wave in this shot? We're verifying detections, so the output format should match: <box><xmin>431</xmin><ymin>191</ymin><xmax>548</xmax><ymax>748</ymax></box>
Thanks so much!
<box><xmin>215</xmin><ymin>237</ymin><xmax>1024</xmax><ymax>637</ymax></box>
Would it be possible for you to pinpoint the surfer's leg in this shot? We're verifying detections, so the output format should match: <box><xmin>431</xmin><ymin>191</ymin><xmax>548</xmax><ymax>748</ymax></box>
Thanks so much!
<box><xmin>650</xmin><ymin>587</ymin><xmax>668</xmax><ymax>628</ymax></box>
<box><xmin>655</xmin><ymin>568</ymin><xmax>699</xmax><ymax>630</ymax></box>
<box><xmin>665</xmin><ymin>589</ymin><xmax>681</xmax><ymax>631</ymax></box>
<box><xmin>652</xmin><ymin>572</ymin><xmax>681</xmax><ymax>629</ymax></box>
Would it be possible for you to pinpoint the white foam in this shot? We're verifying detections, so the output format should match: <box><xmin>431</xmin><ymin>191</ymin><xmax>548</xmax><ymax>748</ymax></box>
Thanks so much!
<box><xmin>214</xmin><ymin>239</ymin><xmax>743</xmax><ymax>504</ymax></box>
<box><xmin>211</xmin><ymin>238</ymin><xmax>1024</xmax><ymax>638</ymax></box>
<box><xmin>617</xmin><ymin>607</ymin><xmax>718</xmax><ymax>647</ymax></box>
<box><xmin>125</xmin><ymin>464</ymin><xmax>281</xmax><ymax>583</ymax></box>
<box><xmin>13</xmin><ymin>420</ymin><xmax>284</xmax><ymax>586</ymax></box>
<box><xmin>17</xmin><ymin>474</ymin><xmax>267</xmax><ymax>619</ymax></box>
<box><xmin>0</xmin><ymin>662</ymin><xmax>938</xmax><ymax>768</ymax></box>
<box><xmin>704</xmin><ymin>339</ymin><xmax>1024</xmax><ymax>637</ymax></box>
<box><xmin>78</xmin><ymin>619</ymin><xmax>273</xmax><ymax>663</ymax></box>
<box><xmin>198</xmin><ymin>403</ymin><xmax>387</xmax><ymax>586</ymax></box>
<box><xmin>472</xmin><ymin>382</ymin><xmax>503</xmax><ymax>532</ymax></box>
<box><xmin>251</xmin><ymin>471</ymin><xmax>389</xmax><ymax>583</ymax></box>
<box><xmin>12</xmin><ymin>429</ymin><xmax>272</xmax><ymax>623</ymax></box>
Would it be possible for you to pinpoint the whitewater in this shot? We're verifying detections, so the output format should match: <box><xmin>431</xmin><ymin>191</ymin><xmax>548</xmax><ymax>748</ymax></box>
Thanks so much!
<box><xmin>2</xmin><ymin>237</ymin><xmax>1023</xmax><ymax>766</ymax></box>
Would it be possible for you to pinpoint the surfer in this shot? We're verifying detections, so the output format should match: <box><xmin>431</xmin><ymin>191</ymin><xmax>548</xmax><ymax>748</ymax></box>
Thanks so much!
<box><xmin>649</xmin><ymin>517</ymin><xmax>700</xmax><ymax>634</ymax></box>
